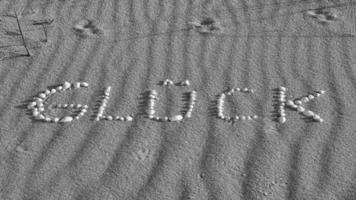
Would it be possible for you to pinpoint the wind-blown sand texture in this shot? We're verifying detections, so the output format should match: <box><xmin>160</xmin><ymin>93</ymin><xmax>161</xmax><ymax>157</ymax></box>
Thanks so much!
<box><xmin>0</xmin><ymin>0</ymin><xmax>356</xmax><ymax>199</ymax></box>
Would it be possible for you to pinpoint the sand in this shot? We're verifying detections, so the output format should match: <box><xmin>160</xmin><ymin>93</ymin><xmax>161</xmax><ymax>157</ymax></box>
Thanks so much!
<box><xmin>0</xmin><ymin>0</ymin><xmax>355</xmax><ymax>199</ymax></box>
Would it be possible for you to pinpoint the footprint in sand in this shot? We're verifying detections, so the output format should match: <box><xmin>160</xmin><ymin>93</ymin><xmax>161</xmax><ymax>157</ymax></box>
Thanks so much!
<box><xmin>73</xmin><ymin>19</ymin><xmax>105</xmax><ymax>38</ymax></box>
<box><xmin>306</xmin><ymin>8</ymin><xmax>342</xmax><ymax>24</ymax></box>
<box><xmin>188</xmin><ymin>17</ymin><xmax>223</xmax><ymax>34</ymax></box>
<box><xmin>135</xmin><ymin>148</ymin><xmax>151</xmax><ymax>161</ymax></box>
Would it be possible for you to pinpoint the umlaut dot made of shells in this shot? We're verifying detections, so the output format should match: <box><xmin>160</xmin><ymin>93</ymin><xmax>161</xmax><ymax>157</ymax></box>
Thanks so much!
<box><xmin>26</xmin><ymin>81</ymin><xmax>326</xmax><ymax>124</ymax></box>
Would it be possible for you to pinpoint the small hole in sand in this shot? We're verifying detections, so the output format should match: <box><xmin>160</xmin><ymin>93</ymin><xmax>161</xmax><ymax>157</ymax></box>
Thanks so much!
<box><xmin>200</xmin><ymin>17</ymin><xmax>215</xmax><ymax>26</ymax></box>
<box><xmin>16</xmin><ymin>144</ymin><xmax>27</xmax><ymax>153</ymax></box>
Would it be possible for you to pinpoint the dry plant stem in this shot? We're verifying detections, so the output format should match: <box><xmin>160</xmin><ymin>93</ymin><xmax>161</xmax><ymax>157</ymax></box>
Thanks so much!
<box><xmin>14</xmin><ymin>12</ymin><xmax>31</xmax><ymax>56</ymax></box>
<box><xmin>42</xmin><ymin>24</ymin><xmax>48</xmax><ymax>42</ymax></box>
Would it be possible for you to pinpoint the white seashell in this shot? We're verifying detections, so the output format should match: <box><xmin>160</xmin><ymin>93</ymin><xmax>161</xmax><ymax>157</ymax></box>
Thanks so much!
<box><xmin>313</xmin><ymin>115</ymin><xmax>324</xmax><ymax>122</ymax></box>
<box><xmin>225</xmin><ymin>117</ymin><xmax>232</xmax><ymax>121</ymax></box>
<box><xmin>279</xmin><ymin>86</ymin><xmax>287</xmax><ymax>92</ymax></box>
<box><xmin>35</xmin><ymin>114</ymin><xmax>45</xmax><ymax>120</ymax></box>
<box><xmin>288</xmin><ymin>104</ymin><xmax>298</xmax><ymax>109</ymax></box>
<box><xmin>37</xmin><ymin>101</ymin><xmax>44</xmax><ymax>107</ymax></box>
<box><xmin>106</xmin><ymin>116</ymin><xmax>113</xmax><ymax>120</ymax></box>
<box><xmin>297</xmin><ymin>106</ymin><xmax>305</xmax><ymax>113</ymax></box>
<box><xmin>45</xmin><ymin>89</ymin><xmax>51</xmax><ymax>95</ymax></box>
<box><xmin>32</xmin><ymin>109</ymin><xmax>40</xmax><ymax>116</ymax></box>
<box><xmin>103</xmin><ymin>97</ymin><xmax>109</xmax><ymax>102</ymax></box>
<box><xmin>253</xmin><ymin>115</ymin><xmax>258</xmax><ymax>119</ymax></box>
<box><xmin>78</xmin><ymin>112</ymin><xmax>86</xmax><ymax>116</ymax></box>
<box><xmin>319</xmin><ymin>90</ymin><xmax>325</xmax><ymax>94</ymax></box>
<box><xmin>52</xmin><ymin>117</ymin><xmax>60</xmax><ymax>123</ymax></box>
<box><xmin>44</xmin><ymin>117</ymin><xmax>52</xmax><ymax>122</ymax></box>
<box><xmin>294</xmin><ymin>100</ymin><xmax>302</xmax><ymax>105</ymax></box>
<box><xmin>278</xmin><ymin>92</ymin><xmax>286</xmax><ymax>97</ymax></box>
<box><xmin>303</xmin><ymin>110</ymin><xmax>314</xmax><ymax>117</ymax></box>
<box><xmin>56</xmin><ymin>86</ymin><xmax>63</xmax><ymax>91</ymax></box>
<box><xmin>308</xmin><ymin>95</ymin><xmax>315</xmax><ymax>100</ymax></box>
<box><xmin>63</xmin><ymin>81</ymin><xmax>71</xmax><ymax>90</ymax></box>
<box><xmin>286</xmin><ymin>100</ymin><xmax>295</xmax><ymax>106</ymax></box>
<box><xmin>38</xmin><ymin>93</ymin><xmax>46</xmax><ymax>99</ymax></box>
<box><xmin>74</xmin><ymin>82</ymin><xmax>81</xmax><ymax>88</ymax></box>
<box><xmin>181</xmin><ymin>80</ymin><xmax>190</xmax><ymax>86</ymax></box>
<box><xmin>34</xmin><ymin>97</ymin><xmax>43</xmax><ymax>103</ymax></box>
<box><xmin>105</xmin><ymin>86</ymin><xmax>112</xmax><ymax>94</ymax></box>
<box><xmin>185</xmin><ymin>112</ymin><xmax>192</xmax><ymax>118</ymax></box>
<box><xmin>279</xmin><ymin>97</ymin><xmax>286</xmax><ymax>102</ymax></box>
<box><xmin>60</xmin><ymin>116</ymin><xmax>73</xmax><ymax>123</ymax></box>
<box><xmin>240</xmin><ymin>116</ymin><xmax>246</xmax><ymax>120</ymax></box>
<box><xmin>163</xmin><ymin>79</ymin><xmax>173</xmax><ymax>86</ymax></box>
<box><xmin>235</xmin><ymin>116</ymin><xmax>240</xmax><ymax>120</ymax></box>
<box><xmin>125</xmin><ymin>116</ymin><xmax>133</xmax><ymax>121</ymax></box>
<box><xmin>148</xmin><ymin>94</ymin><xmax>157</xmax><ymax>99</ymax></box>
<box><xmin>279</xmin><ymin>105</ymin><xmax>285</xmax><ymax>110</ymax></box>
<box><xmin>80</xmin><ymin>82</ymin><xmax>89</xmax><ymax>87</ymax></box>
<box><xmin>147</xmin><ymin>110</ymin><xmax>155</xmax><ymax>115</ymax></box>
<box><xmin>38</xmin><ymin>107</ymin><xmax>45</xmax><ymax>112</ymax></box>
<box><xmin>50</xmin><ymin>89</ymin><xmax>57</xmax><ymax>94</ymax></box>
<box><xmin>279</xmin><ymin>116</ymin><xmax>287</xmax><ymax>123</ymax></box>
<box><xmin>27</xmin><ymin>101</ymin><xmax>37</xmax><ymax>109</ymax></box>
<box><xmin>170</xmin><ymin>115</ymin><xmax>183</xmax><ymax>121</ymax></box>
<box><xmin>301</xmin><ymin>97</ymin><xmax>309</xmax><ymax>103</ymax></box>
<box><xmin>242</xmin><ymin>88</ymin><xmax>249</xmax><ymax>92</ymax></box>
<box><xmin>247</xmin><ymin>116</ymin><xmax>252</xmax><ymax>120</ymax></box>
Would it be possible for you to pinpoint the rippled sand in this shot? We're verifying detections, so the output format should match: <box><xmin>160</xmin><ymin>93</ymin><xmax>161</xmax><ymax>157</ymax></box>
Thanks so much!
<box><xmin>0</xmin><ymin>0</ymin><xmax>355</xmax><ymax>199</ymax></box>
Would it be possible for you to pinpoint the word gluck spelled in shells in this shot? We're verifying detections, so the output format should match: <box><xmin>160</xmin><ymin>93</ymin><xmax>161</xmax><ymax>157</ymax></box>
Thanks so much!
<box><xmin>26</xmin><ymin>81</ymin><xmax>326</xmax><ymax>125</ymax></box>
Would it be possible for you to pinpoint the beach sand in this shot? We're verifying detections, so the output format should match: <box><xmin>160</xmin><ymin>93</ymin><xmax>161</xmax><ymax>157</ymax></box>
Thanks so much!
<box><xmin>0</xmin><ymin>0</ymin><xmax>355</xmax><ymax>199</ymax></box>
